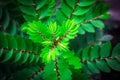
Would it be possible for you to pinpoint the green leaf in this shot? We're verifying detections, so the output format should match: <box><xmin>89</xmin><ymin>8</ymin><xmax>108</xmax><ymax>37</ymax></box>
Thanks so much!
<box><xmin>112</xmin><ymin>43</ymin><xmax>120</xmax><ymax>62</ymax></box>
<box><xmin>0</xmin><ymin>50</ymin><xmax>13</xmax><ymax>63</ymax></box>
<box><xmin>0</xmin><ymin>48</ymin><xmax>3</xmax><ymax>57</ymax></box>
<box><xmin>43</xmin><ymin>60</ymin><xmax>57</xmax><ymax>80</ymax></box>
<box><xmin>23</xmin><ymin>14</ymin><xmax>37</xmax><ymax>22</ymax></box>
<box><xmin>36</xmin><ymin>0</ymin><xmax>47</xmax><ymax>10</ymax></box>
<box><xmin>78</xmin><ymin>27</ymin><xmax>85</xmax><ymax>34</ymax></box>
<box><xmin>61</xmin><ymin>0</ymin><xmax>72</xmax><ymax>17</ymax></box>
<box><xmin>82</xmin><ymin>46</ymin><xmax>90</xmax><ymax>61</ymax></box>
<box><xmin>81</xmin><ymin>23</ymin><xmax>95</xmax><ymax>33</ymax></box>
<box><xmin>106</xmin><ymin>59</ymin><xmax>120</xmax><ymax>71</ymax></box>
<box><xmin>11</xmin><ymin>51</ymin><xmax>22</xmax><ymax>63</ymax></box>
<box><xmin>25</xmin><ymin>38</ymin><xmax>33</xmax><ymax>51</ymax></box>
<box><xmin>96</xmin><ymin>60</ymin><xmax>110</xmax><ymax>72</ymax></box>
<box><xmin>72</xmin><ymin>15</ymin><xmax>85</xmax><ymax>24</ymax></box>
<box><xmin>20</xmin><ymin>6</ymin><xmax>36</xmax><ymax>17</ymax></box>
<box><xmin>28</xmin><ymin>54</ymin><xmax>35</xmax><ymax>63</ymax></box>
<box><xmin>6</xmin><ymin>34</ymin><xmax>17</xmax><ymax>48</ymax></box>
<box><xmin>16</xmin><ymin>36</ymin><xmax>26</xmax><ymax>50</ymax></box>
<box><xmin>87</xmin><ymin>62</ymin><xmax>100</xmax><ymax>73</ymax></box>
<box><xmin>112</xmin><ymin>43</ymin><xmax>120</xmax><ymax>56</ymax></box>
<box><xmin>82</xmin><ymin>63</ymin><xmax>92</xmax><ymax>75</ymax></box>
<box><xmin>73</xmin><ymin>6</ymin><xmax>92</xmax><ymax>15</ymax></box>
<box><xmin>17</xmin><ymin>0</ymin><xmax>34</xmax><ymax>6</ymax></box>
<box><xmin>101</xmin><ymin>13</ymin><xmax>111</xmax><ymax>19</ymax></box>
<box><xmin>100</xmin><ymin>34</ymin><xmax>113</xmax><ymax>41</ymax></box>
<box><xmin>90</xmin><ymin>45</ymin><xmax>99</xmax><ymax>60</ymax></box>
<box><xmin>18</xmin><ymin>53</ymin><xmax>29</xmax><ymax>65</ymax></box>
<box><xmin>22</xmin><ymin>21</ymin><xmax>50</xmax><ymax>43</ymax></box>
<box><xmin>67</xmin><ymin>56</ymin><xmax>81</xmax><ymax>69</ymax></box>
<box><xmin>0</xmin><ymin>32</ymin><xmax>8</xmax><ymax>48</ymax></box>
<box><xmin>78</xmin><ymin>0</ymin><xmax>95</xmax><ymax>7</ymax></box>
<box><xmin>62</xmin><ymin>51</ymin><xmax>81</xmax><ymax>69</ymax></box>
<box><xmin>1</xmin><ymin>10</ymin><xmax>10</xmax><ymax>30</ymax></box>
<box><xmin>86</xmin><ymin>33</ymin><xmax>95</xmax><ymax>44</ymax></box>
<box><xmin>65</xmin><ymin>0</ymin><xmax>76</xmax><ymax>8</ymax></box>
<box><xmin>100</xmin><ymin>42</ymin><xmax>111</xmax><ymax>58</ymax></box>
<box><xmin>34</xmin><ymin>56</ymin><xmax>40</xmax><ymax>64</ymax></box>
<box><xmin>56</xmin><ymin>10</ymin><xmax>67</xmax><ymax>24</ymax></box>
<box><xmin>58</xmin><ymin>58</ymin><xmax>72</xmax><ymax>80</ymax></box>
<box><xmin>6</xmin><ymin>20</ymin><xmax>17</xmax><ymax>35</ymax></box>
<box><xmin>91</xmin><ymin>20</ymin><xmax>105</xmax><ymax>28</ymax></box>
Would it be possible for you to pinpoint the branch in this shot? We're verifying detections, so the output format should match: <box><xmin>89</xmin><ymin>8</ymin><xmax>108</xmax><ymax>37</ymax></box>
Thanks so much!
<box><xmin>27</xmin><ymin>67</ymin><xmax>44</xmax><ymax>80</ymax></box>
<box><xmin>81</xmin><ymin>55</ymin><xmax>120</xmax><ymax>63</ymax></box>
<box><xmin>54</xmin><ymin>58</ymin><xmax>60</xmax><ymax>80</ymax></box>
<box><xmin>30</xmin><ymin>27</ymin><xmax>46</xmax><ymax>40</ymax></box>
<box><xmin>33</xmin><ymin>0</ymin><xmax>40</xmax><ymax>20</ymax></box>
<box><xmin>79</xmin><ymin>15</ymin><xmax>102</xmax><ymax>25</ymax></box>
<box><xmin>2</xmin><ymin>47</ymin><xmax>40</xmax><ymax>56</ymax></box>
<box><xmin>68</xmin><ymin>0</ymin><xmax>80</xmax><ymax>19</ymax></box>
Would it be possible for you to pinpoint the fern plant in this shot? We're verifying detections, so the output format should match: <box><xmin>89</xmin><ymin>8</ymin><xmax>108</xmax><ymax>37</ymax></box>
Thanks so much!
<box><xmin>0</xmin><ymin>0</ymin><xmax>120</xmax><ymax>80</ymax></box>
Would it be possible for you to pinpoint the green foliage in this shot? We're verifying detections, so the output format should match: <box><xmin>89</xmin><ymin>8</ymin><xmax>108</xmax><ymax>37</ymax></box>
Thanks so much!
<box><xmin>0</xmin><ymin>0</ymin><xmax>119</xmax><ymax>80</ymax></box>
<box><xmin>11</xmin><ymin>65</ymin><xmax>43</xmax><ymax>80</ymax></box>
<box><xmin>0</xmin><ymin>8</ymin><xmax>18</xmax><ymax>35</ymax></box>
<box><xmin>77</xmin><ymin>42</ymin><xmax>120</xmax><ymax>74</ymax></box>
<box><xmin>17</xmin><ymin>0</ymin><xmax>55</xmax><ymax>23</ymax></box>
<box><xmin>0</xmin><ymin>32</ymin><xmax>41</xmax><ymax>64</ymax></box>
<box><xmin>22</xmin><ymin>20</ymin><xmax>79</xmax><ymax>63</ymax></box>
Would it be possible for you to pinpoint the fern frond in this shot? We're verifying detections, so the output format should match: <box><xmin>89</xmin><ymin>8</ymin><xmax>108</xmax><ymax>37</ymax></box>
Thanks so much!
<box><xmin>0</xmin><ymin>32</ymin><xmax>41</xmax><ymax>64</ymax></box>
<box><xmin>77</xmin><ymin>42</ymin><xmax>120</xmax><ymax>74</ymax></box>
<box><xmin>12</xmin><ymin>65</ymin><xmax>43</xmax><ymax>80</ymax></box>
<box><xmin>17</xmin><ymin>0</ymin><xmax>55</xmax><ymax>22</ymax></box>
<box><xmin>56</xmin><ymin>0</ymin><xmax>110</xmax><ymax>34</ymax></box>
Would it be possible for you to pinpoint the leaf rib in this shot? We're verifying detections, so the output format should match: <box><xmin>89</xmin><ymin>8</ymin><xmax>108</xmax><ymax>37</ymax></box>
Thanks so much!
<box><xmin>54</xmin><ymin>58</ymin><xmax>60</xmax><ymax>80</ymax></box>
<box><xmin>78</xmin><ymin>15</ymin><xmax>102</xmax><ymax>25</ymax></box>
<box><xmin>81</xmin><ymin>56</ymin><xmax>120</xmax><ymax>63</ymax></box>
<box><xmin>68</xmin><ymin>0</ymin><xmax>80</xmax><ymax>19</ymax></box>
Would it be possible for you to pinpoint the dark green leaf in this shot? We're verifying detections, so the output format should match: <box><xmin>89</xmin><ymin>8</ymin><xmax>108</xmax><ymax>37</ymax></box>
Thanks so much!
<box><xmin>78</xmin><ymin>0</ymin><xmax>95</xmax><ymax>7</ymax></box>
<box><xmin>90</xmin><ymin>45</ymin><xmax>99</xmax><ymax>60</ymax></box>
<box><xmin>0</xmin><ymin>32</ymin><xmax>8</xmax><ymax>48</ymax></box>
<box><xmin>78</xmin><ymin>27</ymin><xmax>85</xmax><ymax>34</ymax></box>
<box><xmin>91</xmin><ymin>20</ymin><xmax>105</xmax><ymax>28</ymax></box>
<box><xmin>100</xmin><ymin>42</ymin><xmax>111</xmax><ymax>58</ymax></box>
<box><xmin>73</xmin><ymin>6</ymin><xmax>92</xmax><ymax>15</ymax></box>
<box><xmin>0</xmin><ymin>50</ymin><xmax>13</xmax><ymax>63</ymax></box>
<box><xmin>87</xmin><ymin>62</ymin><xmax>100</xmax><ymax>73</ymax></box>
<box><xmin>96</xmin><ymin>60</ymin><xmax>110</xmax><ymax>72</ymax></box>
<box><xmin>82</xmin><ymin>46</ymin><xmax>90</xmax><ymax>61</ymax></box>
<box><xmin>112</xmin><ymin>43</ymin><xmax>120</xmax><ymax>56</ymax></box>
<box><xmin>18</xmin><ymin>0</ymin><xmax>34</xmax><ymax>6</ymax></box>
<box><xmin>81</xmin><ymin>23</ymin><xmax>95</xmax><ymax>33</ymax></box>
<box><xmin>106</xmin><ymin>59</ymin><xmax>120</xmax><ymax>71</ymax></box>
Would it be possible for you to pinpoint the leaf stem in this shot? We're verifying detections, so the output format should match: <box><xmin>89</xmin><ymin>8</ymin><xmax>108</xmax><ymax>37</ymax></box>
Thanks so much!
<box><xmin>54</xmin><ymin>58</ymin><xmax>60</xmax><ymax>80</ymax></box>
<box><xmin>81</xmin><ymin>56</ymin><xmax>120</xmax><ymax>63</ymax></box>
<box><xmin>69</xmin><ymin>0</ymin><xmax>80</xmax><ymax>19</ymax></box>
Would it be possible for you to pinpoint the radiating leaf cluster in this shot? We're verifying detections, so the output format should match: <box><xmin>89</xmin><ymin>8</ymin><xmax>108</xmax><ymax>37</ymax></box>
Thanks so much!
<box><xmin>22</xmin><ymin>20</ymin><xmax>79</xmax><ymax>63</ymax></box>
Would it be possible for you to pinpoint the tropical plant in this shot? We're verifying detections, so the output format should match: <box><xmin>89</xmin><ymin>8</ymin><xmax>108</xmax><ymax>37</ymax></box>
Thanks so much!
<box><xmin>0</xmin><ymin>0</ymin><xmax>120</xmax><ymax>80</ymax></box>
